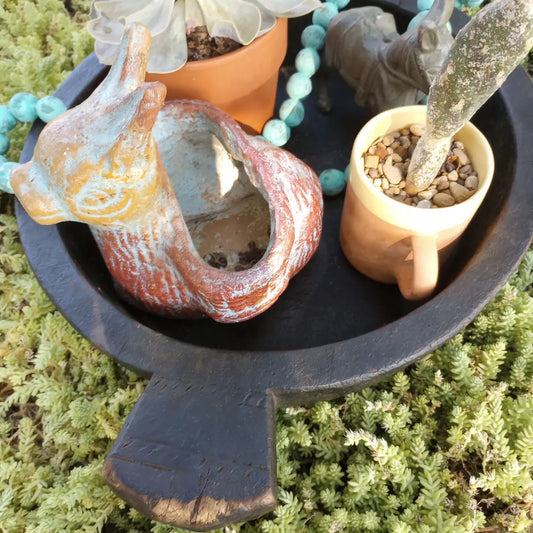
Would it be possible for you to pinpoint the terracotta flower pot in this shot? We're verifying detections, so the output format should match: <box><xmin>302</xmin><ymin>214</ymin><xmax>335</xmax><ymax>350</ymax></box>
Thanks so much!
<box><xmin>340</xmin><ymin>105</ymin><xmax>494</xmax><ymax>300</ymax></box>
<box><xmin>145</xmin><ymin>18</ymin><xmax>288</xmax><ymax>134</ymax></box>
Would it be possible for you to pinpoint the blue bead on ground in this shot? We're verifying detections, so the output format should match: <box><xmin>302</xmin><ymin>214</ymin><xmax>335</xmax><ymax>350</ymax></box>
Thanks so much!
<box><xmin>9</xmin><ymin>92</ymin><xmax>38</xmax><ymax>122</ymax></box>
<box><xmin>262</xmin><ymin>119</ymin><xmax>290</xmax><ymax>147</ymax></box>
<box><xmin>0</xmin><ymin>106</ymin><xmax>17</xmax><ymax>133</ymax></box>
<box><xmin>0</xmin><ymin>162</ymin><xmax>18</xmax><ymax>194</ymax></box>
<box><xmin>312</xmin><ymin>2</ymin><xmax>339</xmax><ymax>29</ymax></box>
<box><xmin>0</xmin><ymin>133</ymin><xmax>9</xmax><ymax>155</ymax></box>
<box><xmin>279</xmin><ymin>99</ymin><xmax>305</xmax><ymax>127</ymax></box>
<box><xmin>295</xmin><ymin>47</ymin><xmax>321</xmax><ymax>77</ymax></box>
<box><xmin>286</xmin><ymin>72</ymin><xmax>313</xmax><ymax>100</ymax></box>
<box><xmin>0</xmin><ymin>155</ymin><xmax>7</xmax><ymax>165</ymax></box>
<box><xmin>319</xmin><ymin>168</ymin><xmax>347</xmax><ymax>196</ymax></box>
<box><xmin>36</xmin><ymin>96</ymin><xmax>67</xmax><ymax>123</ymax></box>
<box><xmin>301</xmin><ymin>24</ymin><xmax>326</xmax><ymax>51</ymax></box>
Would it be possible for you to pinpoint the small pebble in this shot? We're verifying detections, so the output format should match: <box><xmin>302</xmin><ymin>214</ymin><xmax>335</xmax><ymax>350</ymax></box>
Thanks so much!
<box><xmin>417</xmin><ymin>199</ymin><xmax>432</xmax><ymax>209</ymax></box>
<box><xmin>382</xmin><ymin>134</ymin><xmax>395</xmax><ymax>146</ymax></box>
<box><xmin>459</xmin><ymin>164</ymin><xmax>472</xmax><ymax>175</ymax></box>
<box><xmin>447</xmin><ymin>170</ymin><xmax>458</xmax><ymax>181</ymax></box>
<box><xmin>409</xmin><ymin>123</ymin><xmax>426</xmax><ymax>137</ymax></box>
<box><xmin>373</xmin><ymin>178</ymin><xmax>382</xmax><ymax>187</ymax></box>
<box><xmin>433</xmin><ymin>192</ymin><xmax>456</xmax><ymax>207</ymax></box>
<box><xmin>383</xmin><ymin>163</ymin><xmax>402</xmax><ymax>185</ymax></box>
<box><xmin>418</xmin><ymin>189</ymin><xmax>437</xmax><ymax>200</ymax></box>
<box><xmin>381</xmin><ymin>178</ymin><xmax>390</xmax><ymax>190</ymax></box>
<box><xmin>368</xmin><ymin>168</ymin><xmax>379</xmax><ymax>178</ymax></box>
<box><xmin>365</xmin><ymin>154</ymin><xmax>380</xmax><ymax>168</ymax></box>
<box><xmin>449</xmin><ymin>182</ymin><xmax>473</xmax><ymax>202</ymax></box>
<box><xmin>375</xmin><ymin>143</ymin><xmax>389</xmax><ymax>160</ymax></box>
<box><xmin>464</xmin><ymin>175</ymin><xmax>479</xmax><ymax>190</ymax></box>
<box><xmin>453</xmin><ymin>148</ymin><xmax>470</xmax><ymax>166</ymax></box>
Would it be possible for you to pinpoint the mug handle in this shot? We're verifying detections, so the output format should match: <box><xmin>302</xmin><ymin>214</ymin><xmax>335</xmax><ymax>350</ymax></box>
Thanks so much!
<box><xmin>395</xmin><ymin>233</ymin><xmax>439</xmax><ymax>300</ymax></box>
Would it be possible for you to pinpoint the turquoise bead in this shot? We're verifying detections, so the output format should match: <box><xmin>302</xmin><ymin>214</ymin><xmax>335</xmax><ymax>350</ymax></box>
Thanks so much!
<box><xmin>312</xmin><ymin>2</ymin><xmax>339</xmax><ymax>29</ymax></box>
<box><xmin>466</xmin><ymin>0</ymin><xmax>484</xmax><ymax>6</ymax></box>
<box><xmin>262</xmin><ymin>119</ymin><xmax>290</xmax><ymax>147</ymax></box>
<box><xmin>417</xmin><ymin>0</ymin><xmax>434</xmax><ymax>10</ymax></box>
<box><xmin>295</xmin><ymin>47</ymin><xmax>321</xmax><ymax>77</ymax></box>
<box><xmin>344</xmin><ymin>164</ymin><xmax>350</xmax><ymax>183</ymax></box>
<box><xmin>286</xmin><ymin>72</ymin><xmax>312</xmax><ymax>100</ymax></box>
<box><xmin>0</xmin><ymin>162</ymin><xmax>17</xmax><ymax>194</ymax></box>
<box><xmin>330</xmin><ymin>0</ymin><xmax>350</xmax><ymax>7</ymax></box>
<box><xmin>0</xmin><ymin>133</ymin><xmax>9</xmax><ymax>155</ymax></box>
<box><xmin>279</xmin><ymin>99</ymin><xmax>305</xmax><ymax>127</ymax></box>
<box><xmin>301</xmin><ymin>24</ymin><xmax>326</xmax><ymax>51</ymax></box>
<box><xmin>36</xmin><ymin>96</ymin><xmax>67</xmax><ymax>123</ymax></box>
<box><xmin>0</xmin><ymin>155</ymin><xmax>7</xmax><ymax>164</ymax></box>
<box><xmin>9</xmin><ymin>92</ymin><xmax>38</xmax><ymax>122</ymax></box>
<box><xmin>0</xmin><ymin>106</ymin><xmax>17</xmax><ymax>133</ymax></box>
<box><xmin>319</xmin><ymin>168</ymin><xmax>347</xmax><ymax>196</ymax></box>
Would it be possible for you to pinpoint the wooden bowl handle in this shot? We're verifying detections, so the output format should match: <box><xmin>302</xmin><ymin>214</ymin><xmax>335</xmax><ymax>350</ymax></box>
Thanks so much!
<box><xmin>103</xmin><ymin>374</ymin><xmax>278</xmax><ymax>531</ymax></box>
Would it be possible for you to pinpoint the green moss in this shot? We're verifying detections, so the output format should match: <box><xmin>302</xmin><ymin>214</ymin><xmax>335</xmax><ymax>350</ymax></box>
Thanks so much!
<box><xmin>1</xmin><ymin>2</ymin><xmax>533</xmax><ymax>532</ymax></box>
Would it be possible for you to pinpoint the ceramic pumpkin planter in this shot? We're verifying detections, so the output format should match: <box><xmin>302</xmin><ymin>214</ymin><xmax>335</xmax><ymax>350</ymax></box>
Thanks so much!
<box><xmin>145</xmin><ymin>18</ymin><xmax>288</xmax><ymax>133</ymax></box>
<box><xmin>10</xmin><ymin>24</ymin><xmax>323</xmax><ymax>323</ymax></box>
<box><xmin>340</xmin><ymin>105</ymin><xmax>494</xmax><ymax>300</ymax></box>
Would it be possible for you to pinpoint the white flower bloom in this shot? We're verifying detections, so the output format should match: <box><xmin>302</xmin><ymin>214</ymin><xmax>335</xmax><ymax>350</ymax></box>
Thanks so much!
<box><xmin>88</xmin><ymin>0</ymin><xmax>321</xmax><ymax>73</ymax></box>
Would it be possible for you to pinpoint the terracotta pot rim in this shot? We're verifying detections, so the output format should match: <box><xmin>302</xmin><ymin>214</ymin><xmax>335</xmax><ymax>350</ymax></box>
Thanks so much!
<box><xmin>350</xmin><ymin>105</ymin><xmax>495</xmax><ymax>232</ymax></box>
<box><xmin>146</xmin><ymin>18</ymin><xmax>288</xmax><ymax>74</ymax></box>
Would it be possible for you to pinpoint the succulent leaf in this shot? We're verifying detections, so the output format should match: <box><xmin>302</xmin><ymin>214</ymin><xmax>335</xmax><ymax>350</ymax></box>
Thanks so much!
<box><xmin>406</xmin><ymin>0</ymin><xmax>533</xmax><ymax>193</ymax></box>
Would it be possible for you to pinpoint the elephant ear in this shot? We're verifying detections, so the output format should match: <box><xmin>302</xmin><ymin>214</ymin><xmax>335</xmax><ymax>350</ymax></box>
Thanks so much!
<box><xmin>417</xmin><ymin>20</ymin><xmax>440</xmax><ymax>52</ymax></box>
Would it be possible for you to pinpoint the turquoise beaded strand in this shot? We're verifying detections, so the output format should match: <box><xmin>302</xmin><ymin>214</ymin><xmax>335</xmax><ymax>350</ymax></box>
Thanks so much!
<box><xmin>262</xmin><ymin>0</ymin><xmax>351</xmax><ymax>196</ymax></box>
<box><xmin>0</xmin><ymin>92</ymin><xmax>66</xmax><ymax>193</ymax></box>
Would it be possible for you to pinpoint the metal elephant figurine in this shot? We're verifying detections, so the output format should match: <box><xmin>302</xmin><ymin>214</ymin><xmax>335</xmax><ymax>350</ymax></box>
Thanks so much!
<box><xmin>318</xmin><ymin>0</ymin><xmax>455</xmax><ymax>114</ymax></box>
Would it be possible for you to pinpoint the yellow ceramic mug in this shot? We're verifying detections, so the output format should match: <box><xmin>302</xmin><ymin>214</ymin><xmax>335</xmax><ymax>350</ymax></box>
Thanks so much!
<box><xmin>340</xmin><ymin>105</ymin><xmax>494</xmax><ymax>300</ymax></box>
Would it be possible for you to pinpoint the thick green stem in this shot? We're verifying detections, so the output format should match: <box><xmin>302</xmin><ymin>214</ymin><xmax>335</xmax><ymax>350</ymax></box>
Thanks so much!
<box><xmin>406</xmin><ymin>0</ymin><xmax>533</xmax><ymax>193</ymax></box>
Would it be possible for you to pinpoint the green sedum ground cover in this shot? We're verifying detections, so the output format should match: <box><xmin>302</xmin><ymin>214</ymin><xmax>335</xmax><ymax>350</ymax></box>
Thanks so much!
<box><xmin>1</xmin><ymin>1</ymin><xmax>532</xmax><ymax>532</ymax></box>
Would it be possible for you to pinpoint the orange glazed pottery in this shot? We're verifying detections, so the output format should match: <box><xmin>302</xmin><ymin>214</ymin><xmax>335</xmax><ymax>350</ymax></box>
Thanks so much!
<box><xmin>340</xmin><ymin>105</ymin><xmax>494</xmax><ymax>300</ymax></box>
<box><xmin>10</xmin><ymin>24</ymin><xmax>323</xmax><ymax>323</ymax></box>
<box><xmin>145</xmin><ymin>18</ymin><xmax>288</xmax><ymax>133</ymax></box>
